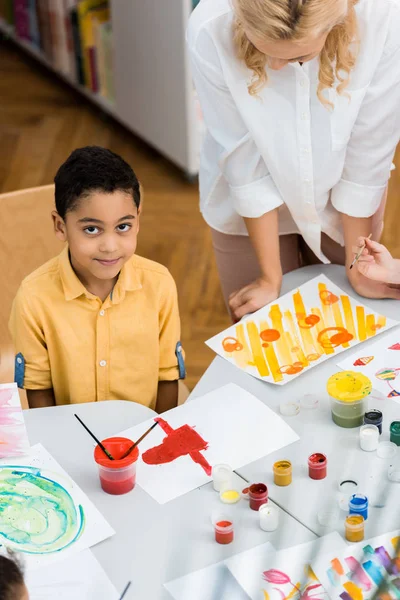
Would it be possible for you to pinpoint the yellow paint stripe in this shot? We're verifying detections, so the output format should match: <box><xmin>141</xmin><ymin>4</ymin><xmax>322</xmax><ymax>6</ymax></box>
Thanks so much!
<box><xmin>285</xmin><ymin>583</ymin><xmax>302</xmax><ymax>600</ymax></box>
<box><xmin>269</xmin><ymin>304</ymin><xmax>292</xmax><ymax>365</ymax></box>
<box><xmin>331</xmin><ymin>298</ymin><xmax>350</xmax><ymax>348</ymax></box>
<box><xmin>260</xmin><ymin>320</ymin><xmax>283</xmax><ymax>382</ymax></box>
<box><xmin>293</xmin><ymin>290</ymin><xmax>316</xmax><ymax>359</ymax></box>
<box><xmin>343</xmin><ymin>581</ymin><xmax>363</xmax><ymax>600</ymax></box>
<box><xmin>246</xmin><ymin>321</ymin><xmax>270</xmax><ymax>377</ymax></box>
<box><xmin>341</xmin><ymin>295</ymin><xmax>356</xmax><ymax>339</ymax></box>
<box><xmin>356</xmin><ymin>306</ymin><xmax>367</xmax><ymax>341</ymax></box>
<box><xmin>284</xmin><ymin>311</ymin><xmax>309</xmax><ymax>367</ymax></box>
<box><xmin>377</xmin><ymin>314</ymin><xmax>387</xmax><ymax>330</ymax></box>
<box><xmin>235</xmin><ymin>324</ymin><xmax>252</xmax><ymax>369</ymax></box>
<box><xmin>318</xmin><ymin>283</ymin><xmax>336</xmax><ymax>328</ymax></box>
<box><xmin>311</xmin><ymin>308</ymin><xmax>334</xmax><ymax>355</ymax></box>
<box><xmin>366</xmin><ymin>314</ymin><xmax>376</xmax><ymax>338</ymax></box>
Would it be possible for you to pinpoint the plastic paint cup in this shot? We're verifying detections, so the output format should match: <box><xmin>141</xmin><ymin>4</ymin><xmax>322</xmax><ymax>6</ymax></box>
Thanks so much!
<box><xmin>273</xmin><ymin>460</ymin><xmax>292</xmax><ymax>486</ymax></box>
<box><xmin>390</xmin><ymin>422</ymin><xmax>400</xmax><ymax>446</ymax></box>
<box><xmin>377</xmin><ymin>441</ymin><xmax>397</xmax><ymax>459</ymax></box>
<box><xmin>259</xmin><ymin>504</ymin><xmax>279</xmax><ymax>531</ymax></box>
<box><xmin>364</xmin><ymin>410</ymin><xmax>383</xmax><ymax>434</ymax></box>
<box><xmin>212</xmin><ymin>464</ymin><xmax>233</xmax><ymax>492</ymax></box>
<box><xmin>338</xmin><ymin>479</ymin><xmax>358</xmax><ymax>511</ymax></box>
<box><xmin>249</xmin><ymin>483</ymin><xmax>268</xmax><ymax>511</ymax></box>
<box><xmin>214</xmin><ymin>519</ymin><xmax>234</xmax><ymax>544</ymax></box>
<box><xmin>327</xmin><ymin>371</ymin><xmax>371</xmax><ymax>428</ymax></box>
<box><xmin>219</xmin><ymin>489</ymin><xmax>241</xmax><ymax>504</ymax></box>
<box><xmin>349</xmin><ymin>494</ymin><xmax>368</xmax><ymax>520</ymax></box>
<box><xmin>94</xmin><ymin>437</ymin><xmax>139</xmax><ymax>495</ymax></box>
<box><xmin>308</xmin><ymin>453</ymin><xmax>327</xmax><ymax>480</ymax></box>
<box><xmin>345</xmin><ymin>514</ymin><xmax>365</xmax><ymax>542</ymax></box>
<box><xmin>359</xmin><ymin>424</ymin><xmax>379</xmax><ymax>452</ymax></box>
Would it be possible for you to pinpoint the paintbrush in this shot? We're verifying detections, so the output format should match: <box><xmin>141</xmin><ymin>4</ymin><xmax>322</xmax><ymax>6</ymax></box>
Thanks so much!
<box><xmin>120</xmin><ymin>421</ymin><xmax>158</xmax><ymax>459</ymax></box>
<box><xmin>118</xmin><ymin>581</ymin><xmax>131</xmax><ymax>599</ymax></box>
<box><xmin>74</xmin><ymin>414</ymin><xmax>115</xmax><ymax>460</ymax></box>
<box><xmin>349</xmin><ymin>233</ymin><xmax>372</xmax><ymax>270</ymax></box>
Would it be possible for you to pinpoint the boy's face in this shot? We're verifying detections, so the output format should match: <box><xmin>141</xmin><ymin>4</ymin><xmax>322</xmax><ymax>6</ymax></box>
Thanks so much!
<box><xmin>53</xmin><ymin>190</ymin><xmax>140</xmax><ymax>284</ymax></box>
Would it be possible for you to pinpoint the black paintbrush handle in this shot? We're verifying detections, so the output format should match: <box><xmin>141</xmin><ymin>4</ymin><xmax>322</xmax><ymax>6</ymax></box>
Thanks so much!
<box><xmin>74</xmin><ymin>414</ymin><xmax>114</xmax><ymax>460</ymax></box>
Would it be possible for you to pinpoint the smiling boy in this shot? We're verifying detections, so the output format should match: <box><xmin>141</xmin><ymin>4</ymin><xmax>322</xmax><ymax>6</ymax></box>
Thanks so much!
<box><xmin>9</xmin><ymin>147</ymin><xmax>185</xmax><ymax>412</ymax></box>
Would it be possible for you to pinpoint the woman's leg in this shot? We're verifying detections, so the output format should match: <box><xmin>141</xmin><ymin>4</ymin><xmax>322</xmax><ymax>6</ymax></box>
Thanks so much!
<box><xmin>210</xmin><ymin>228</ymin><xmax>302</xmax><ymax>309</ymax></box>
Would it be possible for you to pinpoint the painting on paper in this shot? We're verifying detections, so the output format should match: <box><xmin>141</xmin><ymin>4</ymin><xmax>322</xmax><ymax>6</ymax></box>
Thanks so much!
<box><xmin>206</xmin><ymin>275</ymin><xmax>397</xmax><ymax>385</ymax></box>
<box><xmin>338</xmin><ymin>328</ymin><xmax>400</xmax><ymax>403</ymax></box>
<box><xmin>0</xmin><ymin>383</ymin><xmax>30</xmax><ymax>457</ymax></box>
<box><xmin>312</xmin><ymin>530</ymin><xmax>400</xmax><ymax>600</ymax></box>
<box><xmin>118</xmin><ymin>383</ymin><xmax>298</xmax><ymax>504</ymax></box>
<box><xmin>0</xmin><ymin>444</ymin><xmax>115</xmax><ymax>569</ymax></box>
<box><xmin>225</xmin><ymin>533</ymin><xmax>346</xmax><ymax>600</ymax></box>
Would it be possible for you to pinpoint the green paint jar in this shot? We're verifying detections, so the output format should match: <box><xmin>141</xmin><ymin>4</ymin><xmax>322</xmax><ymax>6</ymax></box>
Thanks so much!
<box><xmin>390</xmin><ymin>422</ymin><xmax>400</xmax><ymax>446</ymax></box>
<box><xmin>327</xmin><ymin>371</ymin><xmax>372</xmax><ymax>428</ymax></box>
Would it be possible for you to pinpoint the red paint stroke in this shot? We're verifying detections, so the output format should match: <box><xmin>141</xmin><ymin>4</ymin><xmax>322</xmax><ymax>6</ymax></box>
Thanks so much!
<box><xmin>389</xmin><ymin>343</ymin><xmax>400</xmax><ymax>350</ymax></box>
<box><xmin>260</xmin><ymin>329</ymin><xmax>280</xmax><ymax>342</ymax></box>
<box><xmin>142</xmin><ymin>417</ymin><xmax>212</xmax><ymax>476</ymax></box>
<box><xmin>353</xmin><ymin>356</ymin><xmax>374</xmax><ymax>367</ymax></box>
<box><xmin>298</xmin><ymin>314</ymin><xmax>321</xmax><ymax>329</ymax></box>
<box><xmin>222</xmin><ymin>337</ymin><xmax>243</xmax><ymax>352</ymax></box>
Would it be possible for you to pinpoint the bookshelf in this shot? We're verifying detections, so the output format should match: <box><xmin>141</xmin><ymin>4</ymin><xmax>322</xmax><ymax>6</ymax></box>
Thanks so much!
<box><xmin>0</xmin><ymin>0</ymin><xmax>201</xmax><ymax>178</ymax></box>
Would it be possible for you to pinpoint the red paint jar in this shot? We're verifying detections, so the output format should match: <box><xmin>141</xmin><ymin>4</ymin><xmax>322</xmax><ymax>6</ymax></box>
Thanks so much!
<box><xmin>308</xmin><ymin>453</ymin><xmax>327</xmax><ymax>480</ymax></box>
<box><xmin>94</xmin><ymin>437</ymin><xmax>139</xmax><ymax>495</ymax></box>
<box><xmin>214</xmin><ymin>520</ymin><xmax>234</xmax><ymax>544</ymax></box>
<box><xmin>249</xmin><ymin>483</ymin><xmax>268</xmax><ymax>511</ymax></box>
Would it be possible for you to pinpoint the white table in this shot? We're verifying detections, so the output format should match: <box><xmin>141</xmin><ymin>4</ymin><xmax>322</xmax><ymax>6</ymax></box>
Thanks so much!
<box><xmin>24</xmin><ymin>400</ymin><xmax>315</xmax><ymax>599</ymax></box>
<box><xmin>190</xmin><ymin>265</ymin><xmax>400</xmax><ymax>540</ymax></box>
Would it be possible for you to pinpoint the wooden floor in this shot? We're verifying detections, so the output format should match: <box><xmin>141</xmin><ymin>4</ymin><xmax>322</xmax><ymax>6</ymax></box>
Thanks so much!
<box><xmin>0</xmin><ymin>41</ymin><xmax>399</xmax><ymax>390</ymax></box>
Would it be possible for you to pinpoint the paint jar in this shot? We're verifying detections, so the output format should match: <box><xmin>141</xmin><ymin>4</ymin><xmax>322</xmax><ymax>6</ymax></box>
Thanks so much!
<box><xmin>94</xmin><ymin>437</ymin><xmax>139</xmax><ymax>495</ymax></box>
<box><xmin>377</xmin><ymin>441</ymin><xmax>397</xmax><ymax>459</ymax></box>
<box><xmin>259</xmin><ymin>504</ymin><xmax>279</xmax><ymax>531</ymax></box>
<box><xmin>220</xmin><ymin>489</ymin><xmax>241</xmax><ymax>504</ymax></box>
<box><xmin>327</xmin><ymin>371</ymin><xmax>372</xmax><ymax>428</ymax></box>
<box><xmin>349</xmin><ymin>494</ymin><xmax>368</xmax><ymax>520</ymax></box>
<box><xmin>212</xmin><ymin>464</ymin><xmax>233</xmax><ymax>492</ymax></box>
<box><xmin>308</xmin><ymin>453</ymin><xmax>327</xmax><ymax>480</ymax></box>
<box><xmin>273</xmin><ymin>460</ymin><xmax>292</xmax><ymax>486</ymax></box>
<box><xmin>390</xmin><ymin>422</ymin><xmax>400</xmax><ymax>446</ymax></box>
<box><xmin>359</xmin><ymin>424</ymin><xmax>379</xmax><ymax>452</ymax></box>
<box><xmin>338</xmin><ymin>480</ymin><xmax>359</xmax><ymax>511</ymax></box>
<box><xmin>249</xmin><ymin>483</ymin><xmax>268</xmax><ymax>511</ymax></box>
<box><xmin>345</xmin><ymin>514</ymin><xmax>365</xmax><ymax>542</ymax></box>
<box><xmin>279</xmin><ymin>399</ymin><xmax>300</xmax><ymax>416</ymax></box>
<box><xmin>364</xmin><ymin>410</ymin><xmax>383</xmax><ymax>434</ymax></box>
<box><xmin>214</xmin><ymin>519</ymin><xmax>234</xmax><ymax>544</ymax></box>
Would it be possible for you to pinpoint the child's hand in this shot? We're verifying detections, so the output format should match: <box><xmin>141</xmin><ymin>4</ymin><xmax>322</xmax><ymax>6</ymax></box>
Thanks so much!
<box><xmin>229</xmin><ymin>276</ymin><xmax>281</xmax><ymax>322</ymax></box>
<box><xmin>354</xmin><ymin>237</ymin><xmax>400</xmax><ymax>284</ymax></box>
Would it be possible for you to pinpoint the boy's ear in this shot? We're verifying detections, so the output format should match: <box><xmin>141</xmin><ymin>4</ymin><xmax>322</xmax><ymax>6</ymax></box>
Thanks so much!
<box><xmin>52</xmin><ymin>211</ymin><xmax>67</xmax><ymax>242</ymax></box>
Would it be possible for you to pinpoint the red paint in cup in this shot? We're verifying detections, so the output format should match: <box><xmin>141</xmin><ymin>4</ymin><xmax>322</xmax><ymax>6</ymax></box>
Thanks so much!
<box><xmin>308</xmin><ymin>453</ymin><xmax>327</xmax><ymax>480</ymax></box>
<box><xmin>94</xmin><ymin>437</ymin><xmax>139</xmax><ymax>495</ymax></box>
<box><xmin>249</xmin><ymin>483</ymin><xmax>268</xmax><ymax>511</ymax></box>
<box><xmin>214</xmin><ymin>520</ymin><xmax>234</xmax><ymax>544</ymax></box>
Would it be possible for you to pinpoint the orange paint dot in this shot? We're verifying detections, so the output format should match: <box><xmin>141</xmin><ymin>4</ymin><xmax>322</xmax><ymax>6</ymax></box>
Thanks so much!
<box><xmin>278</xmin><ymin>363</ymin><xmax>304</xmax><ymax>375</ymax></box>
<box><xmin>330</xmin><ymin>331</ymin><xmax>353</xmax><ymax>345</ymax></box>
<box><xmin>319</xmin><ymin>289</ymin><xmax>339</xmax><ymax>305</ymax></box>
<box><xmin>262</xmin><ymin>343</ymin><xmax>269</xmax><ymax>348</ymax></box>
<box><xmin>260</xmin><ymin>329</ymin><xmax>280</xmax><ymax>342</ymax></box>
<box><xmin>306</xmin><ymin>353</ymin><xmax>321</xmax><ymax>362</ymax></box>
<box><xmin>371</xmin><ymin>324</ymin><xmax>383</xmax><ymax>331</ymax></box>
<box><xmin>305</xmin><ymin>314</ymin><xmax>320</xmax><ymax>326</ymax></box>
<box><xmin>318</xmin><ymin>327</ymin><xmax>353</xmax><ymax>349</ymax></box>
<box><xmin>222</xmin><ymin>337</ymin><xmax>243</xmax><ymax>353</ymax></box>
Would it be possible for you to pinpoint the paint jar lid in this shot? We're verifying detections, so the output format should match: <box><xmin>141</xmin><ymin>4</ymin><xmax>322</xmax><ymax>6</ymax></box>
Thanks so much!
<box><xmin>220</xmin><ymin>489</ymin><xmax>241</xmax><ymax>504</ymax></box>
<box><xmin>338</xmin><ymin>479</ymin><xmax>358</xmax><ymax>510</ymax></box>
<box><xmin>301</xmin><ymin>394</ymin><xmax>319</xmax><ymax>410</ymax></box>
<box><xmin>279</xmin><ymin>400</ymin><xmax>300</xmax><ymax>416</ymax></box>
<box><xmin>345</xmin><ymin>514</ymin><xmax>364</xmax><ymax>530</ymax></box>
<box><xmin>327</xmin><ymin>371</ymin><xmax>372</xmax><ymax>402</ymax></box>
<box><xmin>317</xmin><ymin>509</ymin><xmax>339</xmax><ymax>527</ymax></box>
<box><xmin>377</xmin><ymin>441</ymin><xmax>398</xmax><ymax>459</ymax></box>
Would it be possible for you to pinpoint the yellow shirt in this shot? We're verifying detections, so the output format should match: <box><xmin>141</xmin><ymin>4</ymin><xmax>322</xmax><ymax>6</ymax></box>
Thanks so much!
<box><xmin>9</xmin><ymin>247</ymin><xmax>184</xmax><ymax>410</ymax></box>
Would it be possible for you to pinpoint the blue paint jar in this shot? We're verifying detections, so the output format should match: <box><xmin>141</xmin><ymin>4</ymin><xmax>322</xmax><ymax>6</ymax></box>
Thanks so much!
<box><xmin>364</xmin><ymin>410</ymin><xmax>383</xmax><ymax>434</ymax></box>
<box><xmin>349</xmin><ymin>494</ymin><xmax>368</xmax><ymax>520</ymax></box>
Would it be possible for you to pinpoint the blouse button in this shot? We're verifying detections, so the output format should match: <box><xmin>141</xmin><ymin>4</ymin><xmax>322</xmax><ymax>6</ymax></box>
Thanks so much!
<box><xmin>99</xmin><ymin>360</ymin><xmax>107</xmax><ymax>367</ymax></box>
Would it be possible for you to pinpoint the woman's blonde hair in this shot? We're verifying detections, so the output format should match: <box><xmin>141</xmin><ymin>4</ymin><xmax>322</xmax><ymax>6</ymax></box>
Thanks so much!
<box><xmin>233</xmin><ymin>0</ymin><xmax>359</xmax><ymax>106</ymax></box>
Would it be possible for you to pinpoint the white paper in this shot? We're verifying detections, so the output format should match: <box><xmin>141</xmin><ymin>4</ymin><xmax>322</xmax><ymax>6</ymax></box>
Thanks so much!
<box><xmin>338</xmin><ymin>327</ymin><xmax>400</xmax><ymax>403</ymax></box>
<box><xmin>312</xmin><ymin>529</ymin><xmax>400</xmax><ymax>600</ymax></box>
<box><xmin>206</xmin><ymin>275</ymin><xmax>397</xmax><ymax>386</ymax></box>
<box><xmin>118</xmin><ymin>383</ymin><xmax>299</xmax><ymax>504</ymax></box>
<box><xmin>0</xmin><ymin>443</ymin><xmax>115</xmax><ymax>569</ymax></box>
<box><xmin>26</xmin><ymin>549</ymin><xmax>119</xmax><ymax>599</ymax></box>
<box><xmin>0</xmin><ymin>383</ymin><xmax>30</xmax><ymax>457</ymax></box>
<box><xmin>226</xmin><ymin>533</ymin><xmax>347</xmax><ymax>600</ymax></box>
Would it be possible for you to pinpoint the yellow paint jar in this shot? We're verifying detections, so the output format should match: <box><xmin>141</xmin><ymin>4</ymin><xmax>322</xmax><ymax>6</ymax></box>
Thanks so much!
<box><xmin>219</xmin><ymin>489</ymin><xmax>241</xmax><ymax>504</ymax></box>
<box><xmin>327</xmin><ymin>371</ymin><xmax>372</xmax><ymax>428</ymax></box>
<box><xmin>273</xmin><ymin>460</ymin><xmax>292</xmax><ymax>486</ymax></box>
<box><xmin>345</xmin><ymin>514</ymin><xmax>365</xmax><ymax>542</ymax></box>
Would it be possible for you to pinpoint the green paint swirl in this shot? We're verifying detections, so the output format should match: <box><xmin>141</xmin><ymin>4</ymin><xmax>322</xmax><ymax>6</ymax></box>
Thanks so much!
<box><xmin>0</xmin><ymin>466</ymin><xmax>85</xmax><ymax>554</ymax></box>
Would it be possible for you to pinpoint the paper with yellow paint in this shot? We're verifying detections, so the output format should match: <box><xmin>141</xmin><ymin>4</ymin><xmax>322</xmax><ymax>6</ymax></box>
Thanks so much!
<box><xmin>338</xmin><ymin>327</ymin><xmax>400</xmax><ymax>403</ymax></box>
<box><xmin>312</xmin><ymin>529</ymin><xmax>400</xmax><ymax>600</ymax></box>
<box><xmin>225</xmin><ymin>533</ymin><xmax>346</xmax><ymax>600</ymax></box>
<box><xmin>206</xmin><ymin>275</ymin><xmax>398</xmax><ymax>386</ymax></box>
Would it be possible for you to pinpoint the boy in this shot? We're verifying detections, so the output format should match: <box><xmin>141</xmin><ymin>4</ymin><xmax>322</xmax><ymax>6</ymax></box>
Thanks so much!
<box><xmin>0</xmin><ymin>553</ymin><xmax>28</xmax><ymax>600</ymax></box>
<box><xmin>355</xmin><ymin>237</ymin><xmax>400</xmax><ymax>288</ymax></box>
<box><xmin>9</xmin><ymin>147</ymin><xmax>185</xmax><ymax>412</ymax></box>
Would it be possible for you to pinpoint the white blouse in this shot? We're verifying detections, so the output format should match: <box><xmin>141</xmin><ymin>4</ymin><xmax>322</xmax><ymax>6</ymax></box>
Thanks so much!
<box><xmin>187</xmin><ymin>0</ymin><xmax>400</xmax><ymax>262</ymax></box>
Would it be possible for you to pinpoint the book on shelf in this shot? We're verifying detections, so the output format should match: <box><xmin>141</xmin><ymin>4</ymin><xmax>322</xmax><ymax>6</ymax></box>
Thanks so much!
<box><xmin>2</xmin><ymin>0</ymin><xmax>115</xmax><ymax>104</ymax></box>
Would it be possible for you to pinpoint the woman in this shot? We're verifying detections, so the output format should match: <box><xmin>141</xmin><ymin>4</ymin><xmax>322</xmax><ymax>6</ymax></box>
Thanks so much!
<box><xmin>187</xmin><ymin>0</ymin><xmax>400</xmax><ymax>321</ymax></box>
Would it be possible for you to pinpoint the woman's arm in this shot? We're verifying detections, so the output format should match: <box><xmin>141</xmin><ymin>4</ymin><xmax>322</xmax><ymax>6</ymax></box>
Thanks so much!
<box><xmin>229</xmin><ymin>209</ymin><xmax>282</xmax><ymax>320</ymax></box>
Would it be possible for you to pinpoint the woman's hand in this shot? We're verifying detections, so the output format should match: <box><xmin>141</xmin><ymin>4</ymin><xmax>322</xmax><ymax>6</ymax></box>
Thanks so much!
<box><xmin>354</xmin><ymin>237</ymin><xmax>400</xmax><ymax>285</ymax></box>
<box><xmin>228</xmin><ymin>275</ymin><xmax>281</xmax><ymax>322</ymax></box>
